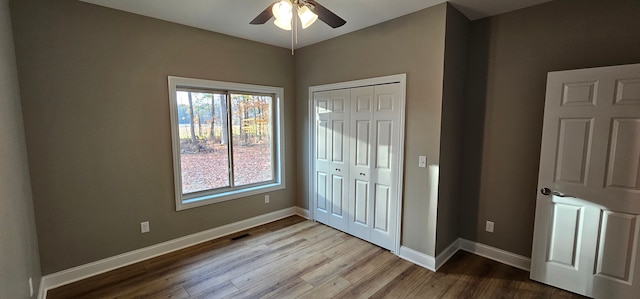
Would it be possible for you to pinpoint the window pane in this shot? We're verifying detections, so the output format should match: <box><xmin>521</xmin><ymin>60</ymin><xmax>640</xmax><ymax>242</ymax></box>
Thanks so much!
<box><xmin>230</xmin><ymin>94</ymin><xmax>274</xmax><ymax>186</ymax></box>
<box><xmin>178</xmin><ymin>91</ymin><xmax>230</xmax><ymax>193</ymax></box>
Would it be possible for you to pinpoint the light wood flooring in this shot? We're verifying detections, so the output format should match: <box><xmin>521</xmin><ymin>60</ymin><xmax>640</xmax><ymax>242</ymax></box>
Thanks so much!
<box><xmin>47</xmin><ymin>216</ymin><xmax>585</xmax><ymax>298</ymax></box>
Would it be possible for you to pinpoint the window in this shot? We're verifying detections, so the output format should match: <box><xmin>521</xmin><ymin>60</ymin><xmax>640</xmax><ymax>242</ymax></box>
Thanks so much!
<box><xmin>168</xmin><ymin>77</ymin><xmax>285</xmax><ymax>210</ymax></box>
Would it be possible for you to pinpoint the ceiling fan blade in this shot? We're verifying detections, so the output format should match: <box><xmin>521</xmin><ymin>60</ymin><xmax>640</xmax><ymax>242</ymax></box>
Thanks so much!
<box><xmin>307</xmin><ymin>0</ymin><xmax>346</xmax><ymax>28</ymax></box>
<box><xmin>250</xmin><ymin>2</ymin><xmax>276</xmax><ymax>25</ymax></box>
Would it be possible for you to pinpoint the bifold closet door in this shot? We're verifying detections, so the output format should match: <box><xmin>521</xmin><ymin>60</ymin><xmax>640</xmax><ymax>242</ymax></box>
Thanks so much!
<box><xmin>369</xmin><ymin>83</ymin><xmax>401</xmax><ymax>250</ymax></box>
<box><xmin>314</xmin><ymin>89</ymin><xmax>350</xmax><ymax>232</ymax></box>
<box><xmin>348</xmin><ymin>83</ymin><xmax>402</xmax><ymax>250</ymax></box>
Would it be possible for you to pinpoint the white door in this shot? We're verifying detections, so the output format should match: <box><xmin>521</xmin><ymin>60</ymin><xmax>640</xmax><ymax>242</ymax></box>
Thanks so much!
<box><xmin>314</xmin><ymin>89</ymin><xmax>350</xmax><ymax>232</ymax></box>
<box><xmin>530</xmin><ymin>63</ymin><xmax>640</xmax><ymax>298</ymax></box>
<box><xmin>347</xmin><ymin>83</ymin><xmax>402</xmax><ymax>250</ymax></box>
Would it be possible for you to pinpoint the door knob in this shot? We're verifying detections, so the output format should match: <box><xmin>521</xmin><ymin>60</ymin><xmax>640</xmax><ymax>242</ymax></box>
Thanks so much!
<box><xmin>540</xmin><ymin>188</ymin><xmax>575</xmax><ymax>198</ymax></box>
<box><xmin>540</xmin><ymin>188</ymin><xmax>551</xmax><ymax>195</ymax></box>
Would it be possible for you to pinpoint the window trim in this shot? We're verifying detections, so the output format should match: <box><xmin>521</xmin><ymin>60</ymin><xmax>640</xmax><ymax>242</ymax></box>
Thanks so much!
<box><xmin>168</xmin><ymin>76</ymin><xmax>285</xmax><ymax>211</ymax></box>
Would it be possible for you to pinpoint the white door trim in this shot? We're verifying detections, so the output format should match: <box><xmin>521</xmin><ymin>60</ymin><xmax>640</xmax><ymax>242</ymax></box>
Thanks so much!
<box><xmin>307</xmin><ymin>73</ymin><xmax>407</xmax><ymax>254</ymax></box>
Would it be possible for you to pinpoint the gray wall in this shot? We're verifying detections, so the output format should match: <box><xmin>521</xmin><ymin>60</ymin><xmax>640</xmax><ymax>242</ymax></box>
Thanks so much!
<box><xmin>435</xmin><ymin>6</ymin><xmax>469</xmax><ymax>255</ymax></box>
<box><xmin>0</xmin><ymin>0</ymin><xmax>41</xmax><ymax>297</ymax></box>
<box><xmin>296</xmin><ymin>4</ymin><xmax>449</xmax><ymax>256</ymax></box>
<box><xmin>460</xmin><ymin>0</ymin><xmax>640</xmax><ymax>257</ymax></box>
<box><xmin>11</xmin><ymin>0</ymin><xmax>296</xmax><ymax>274</ymax></box>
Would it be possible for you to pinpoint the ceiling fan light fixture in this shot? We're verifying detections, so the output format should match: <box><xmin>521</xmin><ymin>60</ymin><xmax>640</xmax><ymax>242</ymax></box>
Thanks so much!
<box><xmin>272</xmin><ymin>0</ymin><xmax>292</xmax><ymax>20</ymax></box>
<box><xmin>298</xmin><ymin>5</ymin><xmax>318</xmax><ymax>29</ymax></box>
<box><xmin>274</xmin><ymin>17</ymin><xmax>292</xmax><ymax>31</ymax></box>
<box><xmin>250</xmin><ymin>0</ymin><xmax>346</xmax><ymax>54</ymax></box>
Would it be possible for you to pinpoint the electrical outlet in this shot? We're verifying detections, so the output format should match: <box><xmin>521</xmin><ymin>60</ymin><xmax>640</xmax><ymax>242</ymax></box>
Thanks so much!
<box><xmin>141</xmin><ymin>221</ymin><xmax>150</xmax><ymax>233</ymax></box>
<box><xmin>485</xmin><ymin>220</ymin><xmax>494</xmax><ymax>233</ymax></box>
<box><xmin>29</xmin><ymin>277</ymin><xmax>33</xmax><ymax>297</ymax></box>
<box><xmin>264</xmin><ymin>195</ymin><xmax>270</xmax><ymax>204</ymax></box>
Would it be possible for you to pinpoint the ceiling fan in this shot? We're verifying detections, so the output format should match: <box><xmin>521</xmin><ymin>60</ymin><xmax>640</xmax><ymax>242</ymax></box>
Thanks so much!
<box><xmin>250</xmin><ymin>0</ymin><xmax>346</xmax><ymax>30</ymax></box>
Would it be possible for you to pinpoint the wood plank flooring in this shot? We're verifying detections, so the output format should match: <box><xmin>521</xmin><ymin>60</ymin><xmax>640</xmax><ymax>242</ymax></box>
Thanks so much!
<box><xmin>47</xmin><ymin>216</ymin><xmax>585</xmax><ymax>299</ymax></box>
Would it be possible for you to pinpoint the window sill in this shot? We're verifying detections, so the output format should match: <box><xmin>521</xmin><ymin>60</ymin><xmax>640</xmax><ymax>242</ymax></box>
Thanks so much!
<box><xmin>177</xmin><ymin>182</ymin><xmax>285</xmax><ymax>211</ymax></box>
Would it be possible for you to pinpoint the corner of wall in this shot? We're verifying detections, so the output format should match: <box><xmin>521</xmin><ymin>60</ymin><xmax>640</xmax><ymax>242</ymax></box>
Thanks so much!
<box><xmin>1</xmin><ymin>0</ymin><xmax>42</xmax><ymax>298</ymax></box>
<box><xmin>434</xmin><ymin>3</ymin><xmax>471</xmax><ymax>255</ymax></box>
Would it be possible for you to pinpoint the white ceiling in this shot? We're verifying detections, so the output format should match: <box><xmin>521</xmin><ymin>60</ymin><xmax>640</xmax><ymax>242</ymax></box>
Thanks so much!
<box><xmin>79</xmin><ymin>0</ymin><xmax>553</xmax><ymax>49</ymax></box>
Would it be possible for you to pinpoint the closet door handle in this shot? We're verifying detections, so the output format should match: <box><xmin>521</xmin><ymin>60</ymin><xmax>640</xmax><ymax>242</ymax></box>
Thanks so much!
<box><xmin>335</xmin><ymin>168</ymin><xmax>341</xmax><ymax>172</ymax></box>
<box><xmin>359</xmin><ymin>173</ymin><xmax>366</xmax><ymax>176</ymax></box>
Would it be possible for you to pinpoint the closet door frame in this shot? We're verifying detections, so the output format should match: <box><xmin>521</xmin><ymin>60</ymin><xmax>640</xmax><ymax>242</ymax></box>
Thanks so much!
<box><xmin>308</xmin><ymin>73</ymin><xmax>407</xmax><ymax>254</ymax></box>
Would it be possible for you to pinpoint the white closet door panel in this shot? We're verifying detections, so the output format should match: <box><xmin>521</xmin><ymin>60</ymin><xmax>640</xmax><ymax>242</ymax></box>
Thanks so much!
<box><xmin>332</xmin><ymin>120</ymin><xmax>346</xmax><ymax>163</ymax></box>
<box><xmin>328</xmin><ymin>89</ymin><xmax>351</xmax><ymax>231</ymax></box>
<box><xmin>314</xmin><ymin>89</ymin><xmax>350</xmax><ymax>230</ymax></box>
<box><xmin>314</xmin><ymin>91</ymin><xmax>332</xmax><ymax>224</ymax></box>
<box><xmin>349</xmin><ymin>86</ymin><xmax>374</xmax><ymax>240</ymax></box>
<box><xmin>315</xmin><ymin>171</ymin><xmax>329</xmax><ymax>224</ymax></box>
<box><xmin>354</xmin><ymin>121</ymin><xmax>371</xmax><ymax>166</ymax></box>
<box><xmin>350</xmin><ymin>179</ymin><xmax>372</xmax><ymax>239</ymax></box>
<box><xmin>370</xmin><ymin>83</ymin><xmax>402</xmax><ymax>250</ymax></box>
<box><xmin>330</xmin><ymin>173</ymin><xmax>348</xmax><ymax>232</ymax></box>
<box><xmin>374</xmin><ymin>183</ymin><xmax>391</xmax><ymax>231</ymax></box>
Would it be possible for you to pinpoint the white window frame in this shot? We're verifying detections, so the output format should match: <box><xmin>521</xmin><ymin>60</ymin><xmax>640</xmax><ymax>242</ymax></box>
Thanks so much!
<box><xmin>168</xmin><ymin>76</ymin><xmax>285</xmax><ymax>211</ymax></box>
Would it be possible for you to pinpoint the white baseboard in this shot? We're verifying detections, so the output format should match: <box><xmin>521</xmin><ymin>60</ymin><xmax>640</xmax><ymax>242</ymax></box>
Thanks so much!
<box><xmin>398</xmin><ymin>246</ymin><xmax>436</xmax><ymax>271</ymax></box>
<box><xmin>398</xmin><ymin>238</ymin><xmax>530</xmax><ymax>274</ymax></box>
<box><xmin>295</xmin><ymin>207</ymin><xmax>311</xmax><ymax>219</ymax></box>
<box><xmin>39</xmin><ymin>207</ymin><xmax>305</xmax><ymax>299</ymax></box>
<box><xmin>435</xmin><ymin>239</ymin><xmax>459</xmax><ymax>271</ymax></box>
<box><xmin>397</xmin><ymin>239</ymin><xmax>461</xmax><ymax>272</ymax></box>
<box><xmin>458</xmin><ymin>238</ymin><xmax>531</xmax><ymax>271</ymax></box>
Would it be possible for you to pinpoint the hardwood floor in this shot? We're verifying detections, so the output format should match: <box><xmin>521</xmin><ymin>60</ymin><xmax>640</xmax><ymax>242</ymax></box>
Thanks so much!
<box><xmin>47</xmin><ymin>216</ymin><xmax>585</xmax><ymax>299</ymax></box>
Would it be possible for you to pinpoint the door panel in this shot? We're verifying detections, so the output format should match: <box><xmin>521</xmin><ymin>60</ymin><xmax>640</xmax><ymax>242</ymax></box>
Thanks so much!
<box><xmin>333</xmin><ymin>97</ymin><xmax>345</xmax><ymax>113</ymax></box>
<box><xmin>615</xmin><ymin>78</ymin><xmax>640</xmax><ymax>105</ymax></box>
<box><xmin>332</xmin><ymin>120</ymin><xmax>346</xmax><ymax>163</ymax></box>
<box><xmin>555</xmin><ymin>118</ymin><xmax>593</xmax><ymax>185</ymax></box>
<box><xmin>562</xmin><ymin>81</ymin><xmax>597</xmax><ymax>106</ymax></box>
<box><xmin>531</xmin><ymin>63</ymin><xmax>640</xmax><ymax>298</ymax></box>
<box><xmin>355</xmin><ymin>121</ymin><xmax>370</xmax><ymax>166</ymax></box>
<box><xmin>317</xmin><ymin>120</ymin><xmax>328</xmax><ymax>160</ymax></box>
<box><xmin>370</xmin><ymin>83</ymin><xmax>402</xmax><ymax>250</ymax></box>
<box><xmin>328</xmin><ymin>90</ymin><xmax>351</xmax><ymax>232</ymax></box>
<box><xmin>548</xmin><ymin>202</ymin><xmax>582</xmax><ymax>267</ymax></box>
<box><xmin>331</xmin><ymin>175</ymin><xmax>346</xmax><ymax>217</ymax></box>
<box><xmin>595</xmin><ymin>211</ymin><xmax>638</xmax><ymax>283</ymax></box>
<box><xmin>314</xmin><ymin>91</ymin><xmax>331</xmax><ymax>225</ymax></box>
<box><xmin>377</xmin><ymin>94</ymin><xmax>396</xmax><ymax>112</ymax></box>
<box><xmin>350</xmin><ymin>178</ymin><xmax>371</xmax><ymax>241</ymax></box>
<box><xmin>606</xmin><ymin>118</ymin><xmax>640</xmax><ymax>190</ymax></box>
<box><xmin>354</xmin><ymin>180</ymin><xmax>369</xmax><ymax>225</ymax></box>
<box><xmin>374</xmin><ymin>183</ymin><xmax>390</xmax><ymax>232</ymax></box>
<box><xmin>532</xmin><ymin>196</ymin><xmax>600</xmax><ymax>295</ymax></box>
<box><xmin>315</xmin><ymin>172</ymin><xmax>329</xmax><ymax>222</ymax></box>
<box><xmin>349</xmin><ymin>87</ymin><xmax>374</xmax><ymax>241</ymax></box>
<box><xmin>375</xmin><ymin>121</ymin><xmax>393</xmax><ymax>170</ymax></box>
<box><xmin>314</xmin><ymin>89</ymin><xmax>350</xmax><ymax>231</ymax></box>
